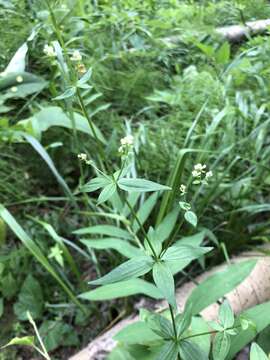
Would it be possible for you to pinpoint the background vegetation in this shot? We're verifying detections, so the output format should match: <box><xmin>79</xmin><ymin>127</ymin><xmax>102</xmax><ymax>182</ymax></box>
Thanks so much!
<box><xmin>1</xmin><ymin>0</ymin><xmax>270</xmax><ymax>358</ymax></box>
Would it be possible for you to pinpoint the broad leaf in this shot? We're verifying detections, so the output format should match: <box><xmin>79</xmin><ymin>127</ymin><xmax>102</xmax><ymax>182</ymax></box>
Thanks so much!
<box><xmin>89</xmin><ymin>256</ymin><xmax>154</xmax><ymax>285</ymax></box>
<box><xmin>184</xmin><ymin>211</ymin><xmax>197</xmax><ymax>227</ymax></box>
<box><xmin>152</xmin><ymin>262</ymin><xmax>176</xmax><ymax>308</ymax></box>
<box><xmin>81</xmin><ymin>238</ymin><xmax>143</xmax><ymax>258</ymax></box>
<box><xmin>19</xmin><ymin>106</ymin><xmax>105</xmax><ymax>143</ymax></box>
<box><xmin>118</xmin><ymin>178</ymin><xmax>171</xmax><ymax>192</ymax></box>
<box><xmin>39</xmin><ymin>320</ymin><xmax>78</xmax><ymax>351</ymax></box>
<box><xmin>179</xmin><ymin>340</ymin><xmax>208</xmax><ymax>360</ymax></box>
<box><xmin>186</xmin><ymin>260</ymin><xmax>257</xmax><ymax>315</ymax></box>
<box><xmin>13</xmin><ymin>274</ymin><xmax>43</xmax><ymax>320</ymax></box>
<box><xmin>79</xmin><ymin>279</ymin><xmax>162</xmax><ymax>301</ymax></box>
<box><xmin>250</xmin><ymin>343</ymin><xmax>269</xmax><ymax>360</ymax></box>
<box><xmin>73</xmin><ymin>225</ymin><xmax>132</xmax><ymax>240</ymax></box>
<box><xmin>212</xmin><ymin>332</ymin><xmax>230</xmax><ymax>360</ymax></box>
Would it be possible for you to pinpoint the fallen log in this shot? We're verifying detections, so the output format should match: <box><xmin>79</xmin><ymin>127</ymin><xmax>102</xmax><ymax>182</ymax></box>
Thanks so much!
<box><xmin>70</xmin><ymin>249</ymin><xmax>270</xmax><ymax>360</ymax></box>
<box><xmin>216</xmin><ymin>18</ymin><xmax>270</xmax><ymax>42</ymax></box>
<box><xmin>163</xmin><ymin>18</ymin><xmax>270</xmax><ymax>45</ymax></box>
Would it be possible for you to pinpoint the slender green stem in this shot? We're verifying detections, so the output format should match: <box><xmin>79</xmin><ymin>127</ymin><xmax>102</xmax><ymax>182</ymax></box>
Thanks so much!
<box><xmin>28</xmin><ymin>312</ymin><xmax>51</xmax><ymax>360</ymax></box>
<box><xmin>169</xmin><ymin>305</ymin><xmax>178</xmax><ymax>341</ymax></box>
<box><xmin>181</xmin><ymin>325</ymin><xmax>241</xmax><ymax>341</ymax></box>
<box><xmin>76</xmin><ymin>88</ymin><xmax>106</xmax><ymax>171</ymax></box>
<box><xmin>125</xmin><ymin>198</ymin><xmax>158</xmax><ymax>260</ymax></box>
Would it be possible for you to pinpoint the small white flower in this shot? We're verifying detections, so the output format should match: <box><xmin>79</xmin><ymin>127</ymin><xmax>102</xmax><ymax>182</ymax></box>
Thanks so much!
<box><xmin>10</xmin><ymin>86</ymin><xmax>17</xmax><ymax>92</ymax></box>
<box><xmin>179</xmin><ymin>184</ymin><xmax>187</xmax><ymax>195</ymax></box>
<box><xmin>70</xmin><ymin>50</ymin><xmax>82</xmax><ymax>62</ymax></box>
<box><xmin>78</xmin><ymin>153</ymin><xmax>87</xmax><ymax>161</ymax></box>
<box><xmin>120</xmin><ymin>135</ymin><xmax>134</xmax><ymax>146</ymax></box>
<box><xmin>119</xmin><ymin>135</ymin><xmax>134</xmax><ymax>154</ymax></box>
<box><xmin>194</xmin><ymin>163</ymin><xmax>206</xmax><ymax>172</ymax></box>
<box><xmin>43</xmin><ymin>44</ymin><xmax>56</xmax><ymax>57</ymax></box>
<box><xmin>192</xmin><ymin>170</ymin><xmax>200</xmax><ymax>177</ymax></box>
<box><xmin>16</xmin><ymin>75</ymin><xmax>23</xmax><ymax>83</ymax></box>
<box><xmin>205</xmin><ymin>170</ymin><xmax>213</xmax><ymax>179</ymax></box>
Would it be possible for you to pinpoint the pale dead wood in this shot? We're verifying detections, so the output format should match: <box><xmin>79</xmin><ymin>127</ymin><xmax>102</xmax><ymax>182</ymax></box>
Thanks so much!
<box><xmin>70</xmin><ymin>250</ymin><xmax>270</xmax><ymax>360</ymax></box>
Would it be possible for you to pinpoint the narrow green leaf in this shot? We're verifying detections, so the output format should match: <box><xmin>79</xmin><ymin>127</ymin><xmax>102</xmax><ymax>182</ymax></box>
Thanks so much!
<box><xmin>184</xmin><ymin>211</ymin><xmax>197</xmax><ymax>227</ymax></box>
<box><xmin>228</xmin><ymin>301</ymin><xmax>270</xmax><ymax>359</ymax></box>
<box><xmin>0</xmin><ymin>205</ymin><xmax>85</xmax><ymax>313</ymax></box>
<box><xmin>97</xmin><ymin>183</ymin><xmax>117</xmax><ymax>204</ymax></box>
<box><xmin>186</xmin><ymin>260</ymin><xmax>257</xmax><ymax>315</ymax></box>
<box><xmin>118</xmin><ymin>178</ymin><xmax>171</xmax><ymax>192</ymax></box>
<box><xmin>114</xmin><ymin>321</ymin><xmax>161</xmax><ymax>345</ymax></box>
<box><xmin>53</xmin><ymin>86</ymin><xmax>76</xmax><ymax>100</ymax></box>
<box><xmin>80</xmin><ymin>177</ymin><xmax>111</xmax><ymax>193</ymax></box>
<box><xmin>156</xmin><ymin>208</ymin><xmax>179</xmax><ymax>243</ymax></box>
<box><xmin>250</xmin><ymin>343</ymin><xmax>269</xmax><ymax>360</ymax></box>
<box><xmin>157</xmin><ymin>341</ymin><xmax>178</xmax><ymax>360</ymax></box>
<box><xmin>179</xmin><ymin>340</ymin><xmax>208</xmax><ymax>360</ymax></box>
<box><xmin>1</xmin><ymin>336</ymin><xmax>35</xmax><ymax>349</ymax></box>
<box><xmin>79</xmin><ymin>279</ymin><xmax>162</xmax><ymax>301</ymax></box>
<box><xmin>212</xmin><ymin>332</ymin><xmax>231</xmax><ymax>360</ymax></box>
<box><xmin>175</xmin><ymin>232</ymin><xmax>205</xmax><ymax>247</ymax></box>
<box><xmin>73</xmin><ymin>225</ymin><xmax>132</xmax><ymax>240</ymax></box>
<box><xmin>80</xmin><ymin>238</ymin><xmax>143</xmax><ymax>258</ymax></box>
<box><xmin>22</xmin><ymin>133</ymin><xmax>73</xmax><ymax>199</ymax></box>
<box><xmin>89</xmin><ymin>256</ymin><xmax>153</xmax><ymax>285</ymax></box>
<box><xmin>152</xmin><ymin>262</ymin><xmax>176</xmax><ymax>308</ymax></box>
<box><xmin>132</xmin><ymin>193</ymin><xmax>158</xmax><ymax>233</ymax></box>
<box><xmin>162</xmin><ymin>245</ymin><xmax>212</xmax><ymax>262</ymax></box>
<box><xmin>146</xmin><ymin>313</ymin><xmax>174</xmax><ymax>339</ymax></box>
<box><xmin>219</xmin><ymin>300</ymin><xmax>234</xmax><ymax>329</ymax></box>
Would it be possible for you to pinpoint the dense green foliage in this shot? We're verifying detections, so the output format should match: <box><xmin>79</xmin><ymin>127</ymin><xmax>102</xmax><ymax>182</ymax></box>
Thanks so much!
<box><xmin>1</xmin><ymin>0</ymin><xmax>270</xmax><ymax>358</ymax></box>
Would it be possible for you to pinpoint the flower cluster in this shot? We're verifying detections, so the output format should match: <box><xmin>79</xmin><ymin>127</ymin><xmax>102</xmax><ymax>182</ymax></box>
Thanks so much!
<box><xmin>43</xmin><ymin>44</ymin><xmax>56</xmax><ymax>57</ymax></box>
<box><xmin>70</xmin><ymin>50</ymin><xmax>82</xmax><ymax>62</ymax></box>
<box><xmin>179</xmin><ymin>184</ymin><xmax>187</xmax><ymax>196</ymax></box>
<box><xmin>192</xmin><ymin>163</ymin><xmax>213</xmax><ymax>184</ymax></box>
<box><xmin>118</xmin><ymin>135</ymin><xmax>134</xmax><ymax>154</ymax></box>
<box><xmin>78</xmin><ymin>153</ymin><xmax>91</xmax><ymax>165</ymax></box>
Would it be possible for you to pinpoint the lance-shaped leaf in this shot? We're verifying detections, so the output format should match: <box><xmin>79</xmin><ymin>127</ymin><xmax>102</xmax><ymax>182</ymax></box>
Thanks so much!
<box><xmin>81</xmin><ymin>238</ymin><xmax>143</xmax><ymax>258</ymax></box>
<box><xmin>162</xmin><ymin>245</ymin><xmax>212</xmax><ymax>262</ymax></box>
<box><xmin>80</xmin><ymin>176</ymin><xmax>111</xmax><ymax>193</ymax></box>
<box><xmin>179</xmin><ymin>340</ymin><xmax>208</xmax><ymax>360</ymax></box>
<box><xmin>250</xmin><ymin>343</ymin><xmax>268</xmax><ymax>360</ymax></box>
<box><xmin>152</xmin><ymin>262</ymin><xmax>176</xmax><ymax>308</ymax></box>
<box><xmin>79</xmin><ymin>279</ymin><xmax>162</xmax><ymax>301</ymax></box>
<box><xmin>186</xmin><ymin>260</ymin><xmax>257</xmax><ymax>315</ymax></box>
<box><xmin>89</xmin><ymin>256</ymin><xmax>154</xmax><ymax>285</ymax></box>
<box><xmin>156</xmin><ymin>341</ymin><xmax>178</xmax><ymax>360</ymax></box>
<box><xmin>73</xmin><ymin>225</ymin><xmax>132</xmax><ymax>239</ymax></box>
<box><xmin>118</xmin><ymin>178</ymin><xmax>171</xmax><ymax>192</ymax></box>
<box><xmin>145</xmin><ymin>313</ymin><xmax>174</xmax><ymax>339</ymax></box>
<box><xmin>97</xmin><ymin>183</ymin><xmax>117</xmax><ymax>204</ymax></box>
<box><xmin>212</xmin><ymin>332</ymin><xmax>231</xmax><ymax>360</ymax></box>
<box><xmin>219</xmin><ymin>300</ymin><xmax>234</xmax><ymax>329</ymax></box>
